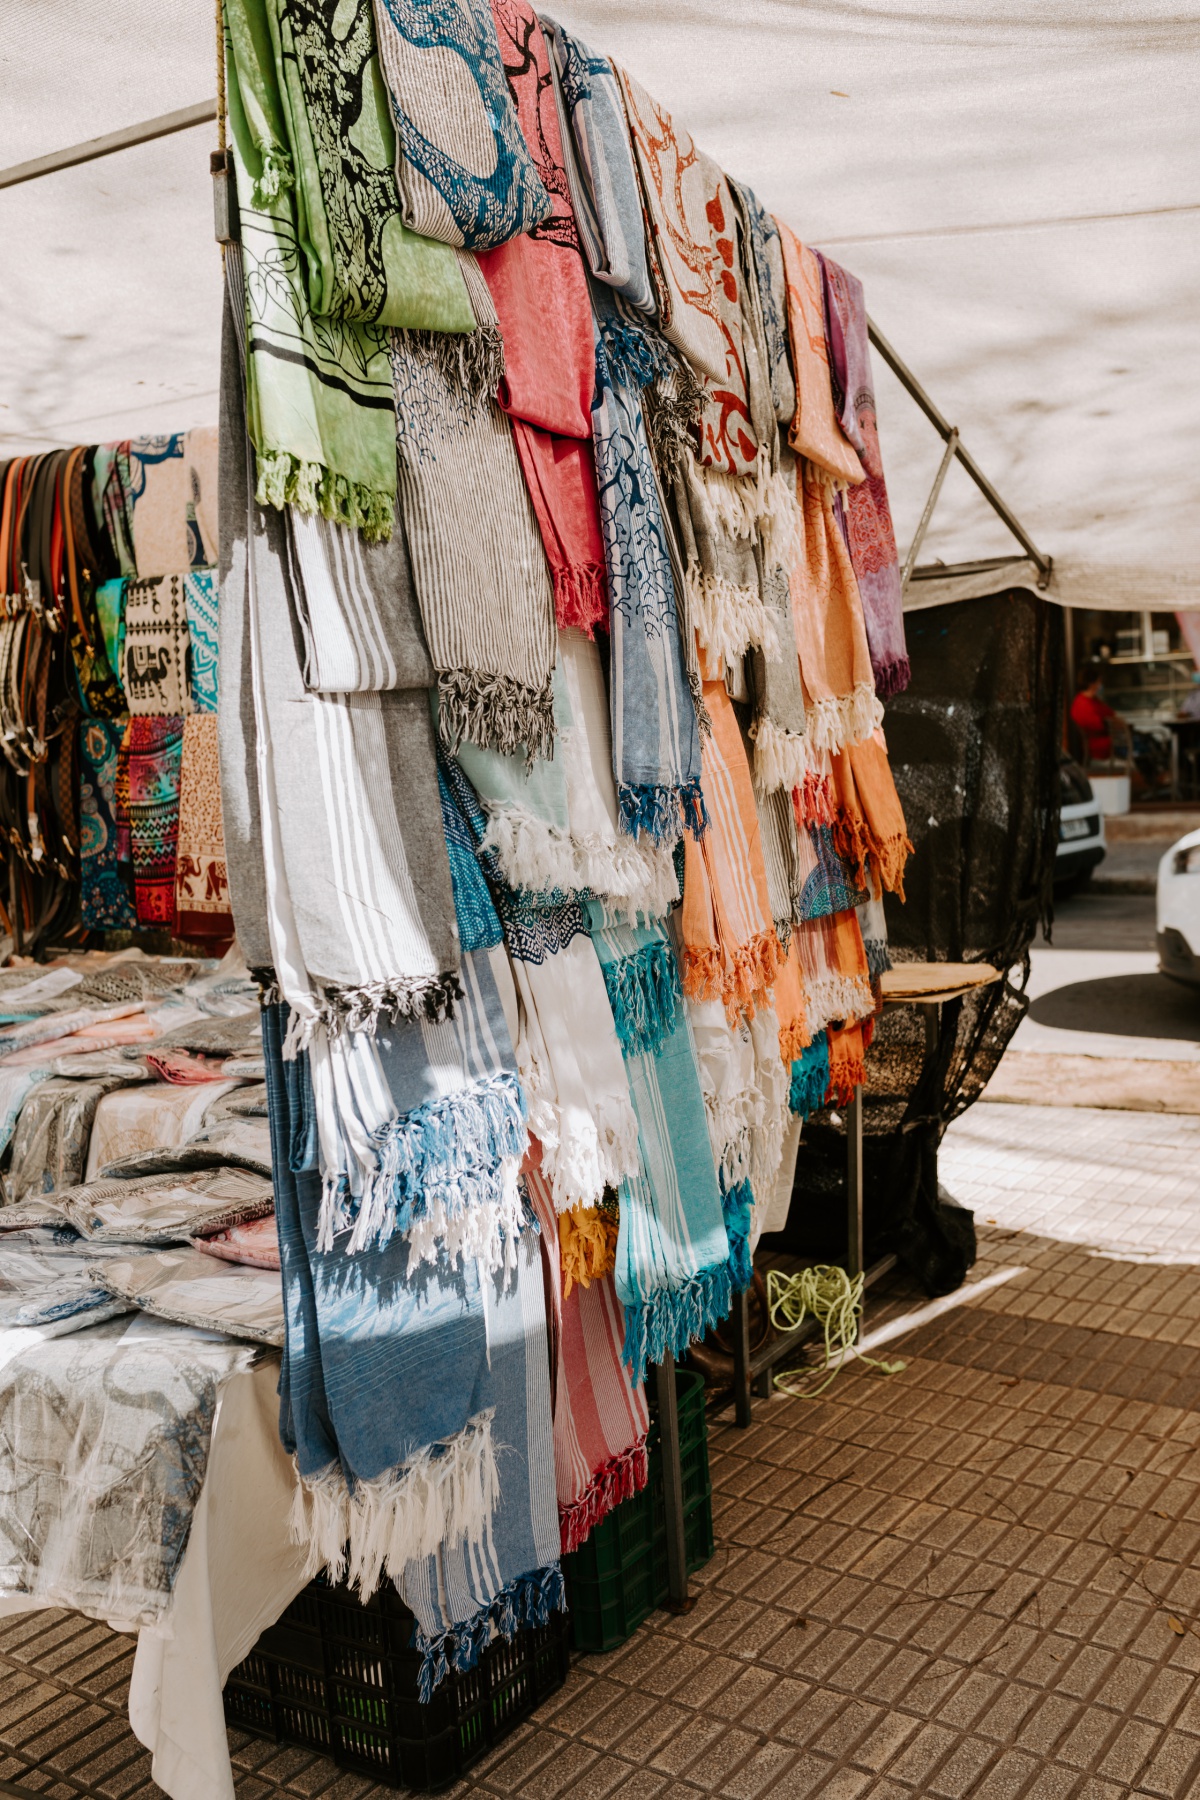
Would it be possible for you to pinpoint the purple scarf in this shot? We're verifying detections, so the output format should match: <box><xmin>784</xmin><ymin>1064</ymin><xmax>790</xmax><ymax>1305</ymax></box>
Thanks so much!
<box><xmin>819</xmin><ymin>254</ymin><xmax>910</xmax><ymax>699</ymax></box>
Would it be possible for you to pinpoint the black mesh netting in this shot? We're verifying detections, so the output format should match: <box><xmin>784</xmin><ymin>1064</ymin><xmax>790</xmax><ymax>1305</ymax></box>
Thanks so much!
<box><xmin>771</xmin><ymin>589</ymin><xmax>1066</xmax><ymax>1295</ymax></box>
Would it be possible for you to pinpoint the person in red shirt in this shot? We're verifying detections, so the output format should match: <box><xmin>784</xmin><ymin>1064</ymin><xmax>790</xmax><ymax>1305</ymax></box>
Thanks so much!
<box><xmin>1069</xmin><ymin>663</ymin><xmax>1129</xmax><ymax>763</ymax></box>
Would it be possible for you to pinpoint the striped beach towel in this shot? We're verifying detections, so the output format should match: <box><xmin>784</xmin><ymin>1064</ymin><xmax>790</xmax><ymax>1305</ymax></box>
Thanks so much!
<box><xmin>393</xmin><ymin>331</ymin><xmax>557</xmax><ymax>761</ymax></box>
<box><xmin>525</xmin><ymin>1148</ymin><xmax>649</xmax><ymax>1554</ymax></box>
<box><xmin>615</xmin><ymin>996</ymin><xmax>731</xmax><ymax>1383</ymax></box>
<box><xmin>681</xmin><ymin>679</ymin><xmax>784</xmax><ymax>1024</ymax></box>
<box><xmin>394</xmin><ymin>1220</ymin><xmax>564</xmax><ymax>1700</ymax></box>
<box><xmin>792</xmin><ymin>907</ymin><xmax>875</xmax><ymax>1037</ymax></box>
<box><xmin>288</xmin><ymin>508</ymin><xmax>435</xmax><ymax>693</ymax></box>
<box><xmin>268</xmin><ymin>1004</ymin><xmax>502</xmax><ymax>1603</ymax></box>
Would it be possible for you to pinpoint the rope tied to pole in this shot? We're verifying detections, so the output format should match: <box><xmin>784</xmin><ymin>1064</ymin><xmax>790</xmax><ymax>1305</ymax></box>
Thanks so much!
<box><xmin>766</xmin><ymin>1265</ymin><xmax>905</xmax><ymax>1399</ymax></box>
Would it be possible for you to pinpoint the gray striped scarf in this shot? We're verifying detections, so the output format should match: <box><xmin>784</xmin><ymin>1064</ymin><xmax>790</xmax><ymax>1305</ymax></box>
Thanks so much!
<box><xmin>393</xmin><ymin>331</ymin><xmax>557</xmax><ymax>761</ymax></box>
<box><xmin>289</xmin><ymin>508</ymin><xmax>434</xmax><ymax>693</ymax></box>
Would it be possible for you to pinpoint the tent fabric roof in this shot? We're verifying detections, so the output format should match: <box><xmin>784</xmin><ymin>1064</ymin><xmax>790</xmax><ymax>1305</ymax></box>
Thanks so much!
<box><xmin>2</xmin><ymin>1</ymin><xmax>1197</xmax><ymax>605</ymax></box>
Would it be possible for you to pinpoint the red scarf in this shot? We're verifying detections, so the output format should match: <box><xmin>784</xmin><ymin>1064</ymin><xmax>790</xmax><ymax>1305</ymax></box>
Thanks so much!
<box><xmin>477</xmin><ymin>1</ymin><xmax>607</xmax><ymax>636</ymax></box>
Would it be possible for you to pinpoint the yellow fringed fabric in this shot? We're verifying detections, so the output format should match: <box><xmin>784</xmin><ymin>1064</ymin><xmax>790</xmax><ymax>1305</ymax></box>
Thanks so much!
<box><xmin>558</xmin><ymin>1204</ymin><xmax>619</xmax><ymax>1299</ymax></box>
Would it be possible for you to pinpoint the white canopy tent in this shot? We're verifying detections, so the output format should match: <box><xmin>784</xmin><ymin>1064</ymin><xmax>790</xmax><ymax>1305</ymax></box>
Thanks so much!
<box><xmin>2</xmin><ymin>0</ymin><xmax>1197</xmax><ymax>608</ymax></box>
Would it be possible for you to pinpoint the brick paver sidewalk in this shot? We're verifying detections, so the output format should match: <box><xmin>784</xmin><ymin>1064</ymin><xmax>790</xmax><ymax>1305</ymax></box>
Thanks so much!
<box><xmin>3</xmin><ymin>1101</ymin><xmax>1200</xmax><ymax>1799</ymax></box>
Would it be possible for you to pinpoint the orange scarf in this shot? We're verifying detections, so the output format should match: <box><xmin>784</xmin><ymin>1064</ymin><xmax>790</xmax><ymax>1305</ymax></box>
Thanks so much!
<box><xmin>827</xmin><ymin>1013</ymin><xmax>876</xmax><ymax>1107</ymax></box>
<box><xmin>776</xmin><ymin>223</ymin><xmax>864</xmax><ymax>488</ymax></box>
<box><xmin>792</xmin><ymin>907</ymin><xmax>874</xmax><ymax>1036</ymax></box>
<box><xmin>788</xmin><ymin>463</ymin><xmax>882</xmax><ymax>760</ymax></box>
<box><xmin>770</xmin><ymin>938</ymin><xmax>810</xmax><ymax>1064</ymax></box>
<box><xmin>682</xmin><ymin>679</ymin><xmax>784</xmax><ymax>1023</ymax></box>
<box><xmin>830</xmin><ymin>731</ymin><xmax>914</xmax><ymax>901</ymax></box>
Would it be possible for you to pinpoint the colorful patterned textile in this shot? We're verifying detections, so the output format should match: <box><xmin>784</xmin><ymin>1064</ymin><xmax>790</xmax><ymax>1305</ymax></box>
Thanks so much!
<box><xmin>79</xmin><ymin>718</ymin><xmax>136</xmax><ymax>931</ymax></box>
<box><xmin>269</xmin><ymin>0</ymin><xmax>477</xmax><ymax>330</ymax></box>
<box><xmin>183</xmin><ymin>570</ymin><xmax>219</xmax><ymax>711</ymax></box>
<box><xmin>615</xmin><ymin>69</ymin><xmax>755</xmax><ymax>476</ymax></box>
<box><xmin>681</xmin><ymin>679</ymin><xmax>784</xmax><ymax>1024</ymax></box>
<box><xmin>731</xmin><ymin>180</ymin><xmax>794</xmax><ymax>426</ymax></box>
<box><xmin>125</xmin><ymin>715</ymin><xmax>184</xmax><ymax>927</ymax></box>
<box><xmin>776</xmin><ymin>222</ymin><xmax>865</xmax><ymax>489</ymax></box>
<box><xmin>788</xmin><ymin>461</ymin><xmax>883</xmax><ymax>755</ymax></box>
<box><xmin>615</xmin><ymin>999</ymin><xmax>730</xmax><ymax>1383</ymax></box>
<box><xmin>267</xmin><ymin>1004</ymin><xmax>501</xmax><ymax>1598</ymax></box>
<box><xmin>129</xmin><ymin>436</ymin><xmax>188</xmax><ymax>579</ymax></box>
<box><xmin>525</xmin><ymin>1149</ymin><xmax>648</xmax><ymax>1554</ymax></box>
<box><xmin>393</xmin><ymin>331</ymin><xmax>557</xmax><ymax>760</ymax></box>
<box><xmin>123</xmin><ymin>574</ymin><xmax>191</xmax><ymax>716</ymax></box>
<box><xmin>225</xmin><ymin>0</ymin><xmax>398</xmax><ymax>538</ymax></box>
<box><xmin>819</xmin><ymin>253</ymin><xmax>909</xmax><ymax>698</ymax></box>
<box><xmin>592</xmin><ymin>309</ymin><xmax>704</xmax><ymax>845</ymax></box>
<box><xmin>94</xmin><ymin>580</ymin><xmax>127</xmax><ymax>695</ymax></box>
<box><xmin>92</xmin><ymin>446</ymin><xmax>137</xmax><ymax>578</ymax></box>
<box><xmin>438</xmin><ymin>763</ymin><xmax>503</xmax><ymax>955</ymax></box>
<box><xmin>175</xmin><ymin>713</ymin><xmax>234</xmax><ymax>940</ymax></box>
<box><xmin>371</xmin><ymin>0</ymin><xmax>550</xmax><ymax>249</ymax></box>
<box><xmin>184</xmin><ymin>426</ymin><xmax>219</xmax><ymax>567</ymax></box>
<box><xmin>542</xmin><ymin>20</ymin><xmax>656</xmax><ymax>316</ymax></box>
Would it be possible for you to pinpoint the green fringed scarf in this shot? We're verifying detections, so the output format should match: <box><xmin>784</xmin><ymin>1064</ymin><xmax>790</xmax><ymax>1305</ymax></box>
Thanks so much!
<box><xmin>226</xmin><ymin>0</ymin><xmax>408</xmax><ymax>538</ymax></box>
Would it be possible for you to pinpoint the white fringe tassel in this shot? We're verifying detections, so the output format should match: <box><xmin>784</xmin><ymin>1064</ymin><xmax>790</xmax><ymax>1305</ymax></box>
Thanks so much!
<box><xmin>751</xmin><ymin>716</ymin><xmax>811</xmax><ymax>795</ymax></box>
<box><xmin>802</xmin><ymin>973</ymin><xmax>876</xmax><ymax>1037</ymax></box>
<box><xmin>802</xmin><ymin>683</ymin><xmax>884</xmax><ymax>755</ymax></box>
<box><xmin>482</xmin><ymin>805</ymin><xmax>679</xmax><ymax>919</ymax></box>
<box><xmin>687</xmin><ymin>568</ymin><xmax>779</xmax><ymax>672</ymax></box>
<box><xmin>288</xmin><ymin>1410</ymin><xmax>499</xmax><ymax>1600</ymax></box>
<box><xmin>403</xmin><ymin>1160</ymin><xmax>526</xmax><ymax>1280</ymax></box>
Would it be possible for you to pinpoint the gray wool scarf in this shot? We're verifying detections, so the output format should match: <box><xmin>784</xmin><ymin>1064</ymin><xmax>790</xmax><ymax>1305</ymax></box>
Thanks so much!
<box><xmin>392</xmin><ymin>331</ymin><xmax>558</xmax><ymax>762</ymax></box>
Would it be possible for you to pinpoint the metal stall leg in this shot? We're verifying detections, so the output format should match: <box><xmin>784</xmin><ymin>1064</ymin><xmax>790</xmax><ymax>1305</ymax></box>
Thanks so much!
<box><xmin>846</xmin><ymin>1081</ymin><xmax>864</xmax><ymax>1273</ymax></box>
<box><xmin>654</xmin><ymin>1353</ymin><xmax>694</xmax><ymax>1612</ymax></box>
<box><xmin>731</xmin><ymin>1283</ymin><xmax>752</xmax><ymax>1428</ymax></box>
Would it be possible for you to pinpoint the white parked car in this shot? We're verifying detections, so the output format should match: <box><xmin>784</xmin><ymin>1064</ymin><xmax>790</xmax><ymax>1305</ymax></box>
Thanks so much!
<box><xmin>1055</xmin><ymin>755</ymin><xmax>1106</xmax><ymax>890</ymax></box>
<box><xmin>1157</xmin><ymin>827</ymin><xmax>1200</xmax><ymax>986</ymax></box>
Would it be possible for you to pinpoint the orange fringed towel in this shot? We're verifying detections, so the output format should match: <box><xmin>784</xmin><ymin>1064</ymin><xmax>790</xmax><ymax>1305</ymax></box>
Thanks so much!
<box><xmin>830</xmin><ymin>730</ymin><xmax>914</xmax><ymax>901</ymax></box>
<box><xmin>559</xmin><ymin>1204</ymin><xmax>619</xmax><ymax>1299</ymax></box>
<box><xmin>827</xmin><ymin>1014</ymin><xmax>876</xmax><ymax>1107</ymax></box>
<box><xmin>776</xmin><ymin>223</ymin><xmax>865</xmax><ymax>489</ymax></box>
<box><xmin>788</xmin><ymin>461</ymin><xmax>882</xmax><ymax>758</ymax></box>
<box><xmin>792</xmin><ymin>906</ymin><xmax>875</xmax><ymax>1037</ymax></box>
<box><xmin>682</xmin><ymin>678</ymin><xmax>785</xmax><ymax>1023</ymax></box>
<box><xmin>770</xmin><ymin>938</ymin><xmax>810</xmax><ymax>1065</ymax></box>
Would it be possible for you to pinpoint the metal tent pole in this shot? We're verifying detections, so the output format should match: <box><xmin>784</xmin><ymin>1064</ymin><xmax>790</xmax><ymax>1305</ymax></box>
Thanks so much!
<box><xmin>654</xmin><ymin>1355</ymin><xmax>692</xmax><ymax>1611</ymax></box>
<box><xmin>0</xmin><ymin>103</ymin><xmax>217</xmax><ymax>192</ymax></box>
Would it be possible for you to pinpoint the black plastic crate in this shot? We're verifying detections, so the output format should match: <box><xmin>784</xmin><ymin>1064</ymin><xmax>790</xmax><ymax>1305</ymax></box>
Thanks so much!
<box><xmin>224</xmin><ymin>1573</ymin><xmax>568</xmax><ymax>1792</ymax></box>
<box><xmin>563</xmin><ymin>1367</ymin><xmax>714</xmax><ymax>1652</ymax></box>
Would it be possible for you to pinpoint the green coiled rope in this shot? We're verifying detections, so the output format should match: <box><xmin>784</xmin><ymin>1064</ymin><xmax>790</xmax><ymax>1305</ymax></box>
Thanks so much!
<box><xmin>766</xmin><ymin>1265</ymin><xmax>906</xmax><ymax>1399</ymax></box>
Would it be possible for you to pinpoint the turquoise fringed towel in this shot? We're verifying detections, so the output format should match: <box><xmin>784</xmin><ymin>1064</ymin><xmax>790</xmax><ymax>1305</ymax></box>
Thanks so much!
<box><xmin>790</xmin><ymin>1032</ymin><xmax>831</xmax><ymax>1117</ymax></box>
